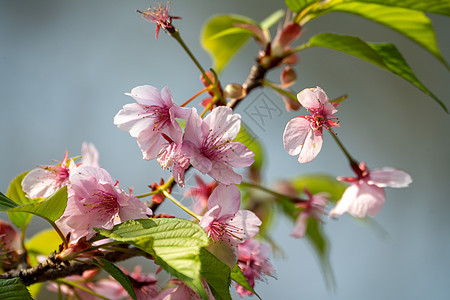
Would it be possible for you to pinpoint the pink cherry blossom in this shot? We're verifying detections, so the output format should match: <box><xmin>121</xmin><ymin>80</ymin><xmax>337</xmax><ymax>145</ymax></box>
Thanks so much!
<box><xmin>22</xmin><ymin>143</ymin><xmax>99</xmax><ymax>199</ymax></box>
<box><xmin>139</xmin><ymin>1</ymin><xmax>181</xmax><ymax>39</ymax></box>
<box><xmin>114</xmin><ymin>85</ymin><xmax>191</xmax><ymax>161</ymax></box>
<box><xmin>156</xmin><ymin>133</ymin><xmax>190</xmax><ymax>187</ymax></box>
<box><xmin>57</xmin><ymin>165</ymin><xmax>152</xmax><ymax>241</ymax></box>
<box><xmin>235</xmin><ymin>239</ymin><xmax>275</xmax><ymax>297</ymax></box>
<box><xmin>185</xmin><ymin>175</ymin><xmax>218</xmax><ymax>215</ymax></box>
<box><xmin>199</xmin><ymin>184</ymin><xmax>261</xmax><ymax>267</ymax></box>
<box><xmin>291</xmin><ymin>188</ymin><xmax>329</xmax><ymax>238</ymax></box>
<box><xmin>283</xmin><ymin>87</ymin><xmax>339</xmax><ymax>163</ymax></box>
<box><xmin>330</xmin><ymin>162</ymin><xmax>412</xmax><ymax>218</ymax></box>
<box><xmin>182</xmin><ymin>107</ymin><xmax>254</xmax><ymax>185</ymax></box>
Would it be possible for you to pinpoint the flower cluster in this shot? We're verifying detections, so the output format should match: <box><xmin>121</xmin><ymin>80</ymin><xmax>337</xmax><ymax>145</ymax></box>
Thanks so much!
<box><xmin>114</xmin><ymin>85</ymin><xmax>254</xmax><ymax>186</ymax></box>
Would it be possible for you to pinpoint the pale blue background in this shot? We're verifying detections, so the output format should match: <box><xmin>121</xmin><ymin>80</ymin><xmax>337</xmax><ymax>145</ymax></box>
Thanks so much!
<box><xmin>1</xmin><ymin>1</ymin><xmax>449</xmax><ymax>299</ymax></box>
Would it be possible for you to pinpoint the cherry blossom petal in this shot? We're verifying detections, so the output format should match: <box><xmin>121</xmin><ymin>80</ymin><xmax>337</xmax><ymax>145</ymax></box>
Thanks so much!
<box><xmin>137</xmin><ymin>130</ymin><xmax>166</xmax><ymax>161</ymax></box>
<box><xmin>368</xmin><ymin>168</ymin><xmax>412</xmax><ymax>188</ymax></box>
<box><xmin>81</xmin><ymin>142</ymin><xmax>99</xmax><ymax>168</ymax></box>
<box><xmin>297</xmin><ymin>88</ymin><xmax>321</xmax><ymax>110</ymax></box>
<box><xmin>182</xmin><ymin>141</ymin><xmax>212</xmax><ymax>174</ymax></box>
<box><xmin>207</xmin><ymin>239</ymin><xmax>239</xmax><ymax>269</ymax></box>
<box><xmin>222</xmin><ymin>142</ymin><xmax>255</xmax><ymax>168</ymax></box>
<box><xmin>298</xmin><ymin>129</ymin><xmax>323</xmax><ymax>163</ymax></box>
<box><xmin>283</xmin><ymin>117</ymin><xmax>310</xmax><ymax>156</ymax></box>
<box><xmin>291</xmin><ymin>211</ymin><xmax>308</xmax><ymax>238</ymax></box>
<box><xmin>208</xmin><ymin>162</ymin><xmax>242</xmax><ymax>185</ymax></box>
<box><xmin>126</xmin><ymin>85</ymin><xmax>164</xmax><ymax>106</ymax></box>
<box><xmin>229</xmin><ymin>210</ymin><xmax>262</xmax><ymax>242</ymax></box>
<box><xmin>204</xmin><ymin>106</ymin><xmax>241</xmax><ymax>142</ymax></box>
<box><xmin>114</xmin><ymin>103</ymin><xmax>155</xmax><ymax>138</ymax></box>
<box><xmin>22</xmin><ymin>169</ymin><xmax>60</xmax><ymax>199</ymax></box>
<box><xmin>207</xmin><ymin>184</ymin><xmax>240</xmax><ymax>215</ymax></box>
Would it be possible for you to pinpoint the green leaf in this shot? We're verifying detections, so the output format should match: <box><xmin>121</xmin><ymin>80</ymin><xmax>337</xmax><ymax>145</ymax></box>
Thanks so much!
<box><xmin>307</xmin><ymin>33</ymin><xmax>448</xmax><ymax>113</ymax></box>
<box><xmin>305</xmin><ymin>218</ymin><xmax>335</xmax><ymax>291</ymax></box>
<box><xmin>8</xmin><ymin>186</ymin><xmax>68</xmax><ymax>223</ymax></box>
<box><xmin>0</xmin><ymin>278</ymin><xmax>33</xmax><ymax>300</ymax></box>
<box><xmin>234</xmin><ymin>122</ymin><xmax>264</xmax><ymax>170</ymax></box>
<box><xmin>97</xmin><ymin>218</ymin><xmax>210</xmax><ymax>300</ymax></box>
<box><xmin>202</xmin><ymin>14</ymin><xmax>257</xmax><ymax>73</ymax></box>
<box><xmin>231</xmin><ymin>265</ymin><xmax>262</xmax><ymax>300</ymax></box>
<box><xmin>290</xmin><ymin>174</ymin><xmax>347</xmax><ymax>203</ymax></box>
<box><xmin>346</xmin><ymin>0</ymin><xmax>450</xmax><ymax>16</ymax></box>
<box><xmin>92</xmin><ymin>258</ymin><xmax>137</xmax><ymax>300</ymax></box>
<box><xmin>0</xmin><ymin>193</ymin><xmax>19</xmax><ymax>210</ymax></box>
<box><xmin>285</xmin><ymin>0</ymin><xmax>321</xmax><ymax>13</ymax></box>
<box><xmin>6</xmin><ymin>172</ymin><xmax>40</xmax><ymax>229</ymax></box>
<box><xmin>260</xmin><ymin>9</ymin><xmax>285</xmax><ymax>30</ymax></box>
<box><xmin>200</xmin><ymin>248</ymin><xmax>231</xmax><ymax>300</ymax></box>
<box><xmin>26</xmin><ymin>229</ymin><xmax>62</xmax><ymax>258</ymax></box>
<box><xmin>321</xmin><ymin>2</ymin><xmax>448</xmax><ymax>67</ymax></box>
<box><xmin>27</xmin><ymin>283</ymin><xmax>41</xmax><ymax>300</ymax></box>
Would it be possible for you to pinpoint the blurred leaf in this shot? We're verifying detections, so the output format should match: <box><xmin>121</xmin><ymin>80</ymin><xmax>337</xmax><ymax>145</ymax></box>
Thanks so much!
<box><xmin>202</xmin><ymin>14</ymin><xmax>257</xmax><ymax>72</ymax></box>
<box><xmin>307</xmin><ymin>33</ymin><xmax>448</xmax><ymax>113</ymax></box>
<box><xmin>230</xmin><ymin>265</ymin><xmax>262</xmax><ymax>299</ymax></box>
<box><xmin>200</xmin><ymin>248</ymin><xmax>231</xmax><ymax>300</ymax></box>
<box><xmin>8</xmin><ymin>186</ymin><xmax>68</xmax><ymax>223</ymax></box>
<box><xmin>260</xmin><ymin>9</ymin><xmax>285</xmax><ymax>30</ymax></box>
<box><xmin>285</xmin><ymin>0</ymin><xmax>321</xmax><ymax>13</ymax></box>
<box><xmin>91</xmin><ymin>258</ymin><xmax>137</xmax><ymax>300</ymax></box>
<box><xmin>0</xmin><ymin>278</ymin><xmax>33</xmax><ymax>300</ymax></box>
<box><xmin>305</xmin><ymin>218</ymin><xmax>335</xmax><ymax>291</ymax></box>
<box><xmin>346</xmin><ymin>0</ymin><xmax>450</xmax><ymax>16</ymax></box>
<box><xmin>6</xmin><ymin>172</ymin><xmax>40</xmax><ymax>229</ymax></box>
<box><xmin>26</xmin><ymin>229</ymin><xmax>62</xmax><ymax>258</ymax></box>
<box><xmin>290</xmin><ymin>174</ymin><xmax>347</xmax><ymax>203</ymax></box>
<box><xmin>97</xmin><ymin>218</ymin><xmax>209</xmax><ymax>300</ymax></box>
<box><xmin>234</xmin><ymin>122</ymin><xmax>264</xmax><ymax>170</ymax></box>
<box><xmin>319</xmin><ymin>2</ymin><xmax>448</xmax><ymax>67</ymax></box>
<box><xmin>27</xmin><ymin>283</ymin><xmax>42</xmax><ymax>300</ymax></box>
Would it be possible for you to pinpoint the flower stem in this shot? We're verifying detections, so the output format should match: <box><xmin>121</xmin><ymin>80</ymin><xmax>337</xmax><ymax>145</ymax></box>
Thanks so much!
<box><xmin>169</xmin><ymin>30</ymin><xmax>225</xmax><ymax>105</ymax></box>
<box><xmin>136</xmin><ymin>177</ymin><xmax>175</xmax><ymax>199</ymax></box>
<box><xmin>240</xmin><ymin>181</ymin><xmax>297</xmax><ymax>202</ymax></box>
<box><xmin>328</xmin><ymin>131</ymin><xmax>358</xmax><ymax>165</ymax></box>
<box><xmin>181</xmin><ymin>87</ymin><xmax>209</xmax><ymax>107</ymax></box>
<box><xmin>50</xmin><ymin>221</ymin><xmax>68</xmax><ymax>249</ymax></box>
<box><xmin>263</xmin><ymin>80</ymin><xmax>298</xmax><ymax>102</ymax></box>
<box><xmin>161</xmin><ymin>189</ymin><xmax>201</xmax><ymax>221</ymax></box>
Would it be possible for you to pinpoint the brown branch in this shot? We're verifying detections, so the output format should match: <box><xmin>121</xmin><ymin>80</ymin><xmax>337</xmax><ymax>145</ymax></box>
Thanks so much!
<box><xmin>0</xmin><ymin>247</ymin><xmax>143</xmax><ymax>286</ymax></box>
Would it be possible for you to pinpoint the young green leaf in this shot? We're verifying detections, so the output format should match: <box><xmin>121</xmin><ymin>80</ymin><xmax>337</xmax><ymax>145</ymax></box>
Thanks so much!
<box><xmin>7</xmin><ymin>186</ymin><xmax>68</xmax><ymax>223</ymax></box>
<box><xmin>97</xmin><ymin>218</ymin><xmax>209</xmax><ymax>300</ymax></box>
<box><xmin>347</xmin><ymin>0</ymin><xmax>450</xmax><ymax>16</ymax></box>
<box><xmin>6</xmin><ymin>172</ymin><xmax>40</xmax><ymax>229</ymax></box>
<box><xmin>260</xmin><ymin>9</ymin><xmax>285</xmax><ymax>30</ymax></box>
<box><xmin>0</xmin><ymin>278</ymin><xmax>33</xmax><ymax>300</ymax></box>
<box><xmin>307</xmin><ymin>33</ymin><xmax>448</xmax><ymax>112</ymax></box>
<box><xmin>285</xmin><ymin>0</ymin><xmax>321</xmax><ymax>13</ymax></box>
<box><xmin>200</xmin><ymin>248</ymin><xmax>231</xmax><ymax>300</ymax></box>
<box><xmin>230</xmin><ymin>265</ymin><xmax>262</xmax><ymax>300</ymax></box>
<box><xmin>201</xmin><ymin>14</ymin><xmax>257</xmax><ymax>73</ymax></box>
<box><xmin>319</xmin><ymin>2</ymin><xmax>448</xmax><ymax>68</ymax></box>
<box><xmin>0</xmin><ymin>192</ymin><xmax>19</xmax><ymax>210</ymax></box>
<box><xmin>90</xmin><ymin>258</ymin><xmax>137</xmax><ymax>300</ymax></box>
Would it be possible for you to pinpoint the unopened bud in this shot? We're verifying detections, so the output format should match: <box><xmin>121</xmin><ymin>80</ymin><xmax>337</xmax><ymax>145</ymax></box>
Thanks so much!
<box><xmin>224</xmin><ymin>83</ymin><xmax>247</xmax><ymax>100</ymax></box>
<box><xmin>280</xmin><ymin>66</ymin><xmax>297</xmax><ymax>88</ymax></box>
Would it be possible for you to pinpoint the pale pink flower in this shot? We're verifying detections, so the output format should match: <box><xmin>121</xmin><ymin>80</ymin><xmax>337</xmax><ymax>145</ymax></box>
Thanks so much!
<box><xmin>162</xmin><ymin>279</ymin><xmax>213</xmax><ymax>300</ymax></box>
<box><xmin>114</xmin><ymin>85</ymin><xmax>190</xmax><ymax>161</ymax></box>
<box><xmin>22</xmin><ymin>143</ymin><xmax>100</xmax><ymax>199</ymax></box>
<box><xmin>139</xmin><ymin>2</ymin><xmax>181</xmax><ymax>39</ymax></box>
<box><xmin>330</xmin><ymin>162</ymin><xmax>412</xmax><ymax>218</ymax></box>
<box><xmin>235</xmin><ymin>239</ymin><xmax>275</xmax><ymax>297</ymax></box>
<box><xmin>157</xmin><ymin>134</ymin><xmax>190</xmax><ymax>187</ymax></box>
<box><xmin>0</xmin><ymin>220</ymin><xmax>21</xmax><ymax>269</ymax></box>
<box><xmin>185</xmin><ymin>175</ymin><xmax>218</xmax><ymax>215</ymax></box>
<box><xmin>199</xmin><ymin>184</ymin><xmax>261</xmax><ymax>267</ymax></box>
<box><xmin>182</xmin><ymin>107</ymin><xmax>254</xmax><ymax>185</ymax></box>
<box><xmin>283</xmin><ymin>87</ymin><xmax>339</xmax><ymax>163</ymax></box>
<box><xmin>57</xmin><ymin>165</ymin><xmax>152</xmax><ymax>241</ymax></box>
<box><xmin>291</xmin><ymin>188</ymin><xmax>329</xmax><ymax>238</ymax></box>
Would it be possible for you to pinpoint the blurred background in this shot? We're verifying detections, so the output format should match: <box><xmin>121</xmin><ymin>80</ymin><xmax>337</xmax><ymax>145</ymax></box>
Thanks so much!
<box><xmin>1</xmin><ymin>0</ymin><xmax>449</xmax><ymax>299</ymax></box>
